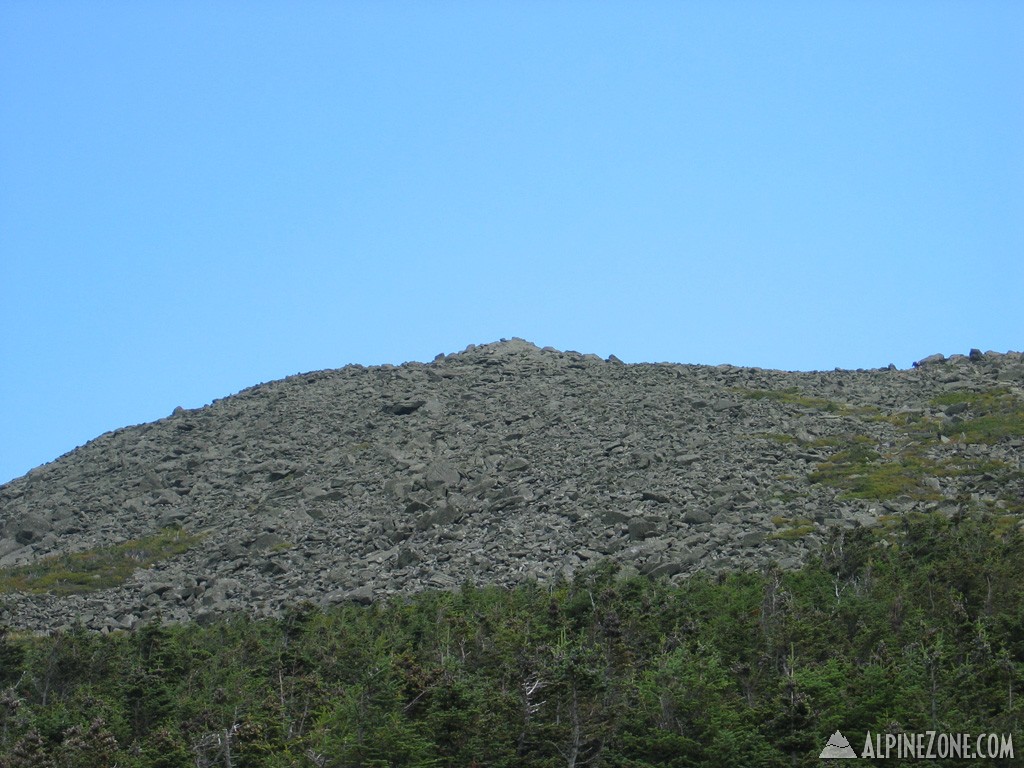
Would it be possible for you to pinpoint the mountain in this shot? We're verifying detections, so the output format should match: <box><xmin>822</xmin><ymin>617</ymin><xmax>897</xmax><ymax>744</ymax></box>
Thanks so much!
<box><xmin>1</xmin><ymin>340</ymin><xmax>1022</xmax><ymax>633</ymax></box>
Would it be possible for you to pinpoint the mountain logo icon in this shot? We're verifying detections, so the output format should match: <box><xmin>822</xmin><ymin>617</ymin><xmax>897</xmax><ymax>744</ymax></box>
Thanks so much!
<box><xmin>819</xmin><ymin>730</ymin><xmax>858</xmax><ymax>758</ymax></box>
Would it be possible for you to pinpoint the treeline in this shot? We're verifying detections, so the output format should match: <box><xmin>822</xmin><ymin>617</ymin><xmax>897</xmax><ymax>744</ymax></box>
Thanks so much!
<box><xmin>1</xmin><ymin>512</ymin><xmax>1022</xmax><ymax>767</ymax></box>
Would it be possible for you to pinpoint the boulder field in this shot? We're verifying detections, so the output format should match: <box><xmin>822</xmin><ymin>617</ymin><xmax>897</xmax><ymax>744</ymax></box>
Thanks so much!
<box><xmin>1</xmin><ymin>339</ymin><xmax>1022</xmax><ymax>632</ymax></box>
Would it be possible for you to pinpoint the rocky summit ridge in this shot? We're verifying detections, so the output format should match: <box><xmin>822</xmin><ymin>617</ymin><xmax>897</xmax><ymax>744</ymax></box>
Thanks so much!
<box><xmin>1</xmin><ymin>339</ymin><xmax>1022</xmax><ymax>633</ymax></box>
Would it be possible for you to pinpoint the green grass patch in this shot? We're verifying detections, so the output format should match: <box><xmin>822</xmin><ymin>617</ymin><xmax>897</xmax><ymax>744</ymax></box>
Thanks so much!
<box><xmin>756</xmin><ymin>432</ymin><xmax>800</xmax><ymax>444</ymax></box>
<box><xmin>931</xmin><ymin>388</ymin><xmax>1009</xmax><ymax>407</ymax></box>
<box><xmin>734</xmin><ymin>387</ymin><xmax>844</xmax><ymax>412</ymax></box>
<box><xmin>0</xmin><ymin>527</ymin><xmax>202</xmax><ymax>596</ymax></box>
<box><xmin>992</xmin><ymin>514</ymin><xmax>1022</xmax><ymax>538</ymax></box>
<box><xmin>1000</xmin><ymin>495</ymin><xmax>1024</xmax><ymax>515</ymax></box>
<box><xmin>734</xmin><ymin>387</ymin><xmax>883</xmax><ymax>418</ymax></box>
<box><xmin>769</xmin><ymin>515</ymin><xmax>816</xmax><ymax>539</ymax></box>
<box><xmin>810</xmin><ymin>434</ymin><xmax>871</xmax><ymax>449</ymax></box>
<box><xmin>768</xmin><ymin>488</ymin><xmax>805</xmax><ymax>503</ymax></box>
<box><xmin>805</xmin><ymin>388</ymin><xmax>1024</xmax><ymax>502</ymax></box>
<box><xmin>769</xmin><ymin>524</ymin><xmax>816</xmax><ymax>540</ymax></box>
<box><xmin>932</xmin><ymin>388</ymin><xmax>1024</xmax><ymax>444</ymax></box>
<box><xmin>808</xmin><ymin>445</ymin><xmax>947</xmax><ymax>501</ymax></box>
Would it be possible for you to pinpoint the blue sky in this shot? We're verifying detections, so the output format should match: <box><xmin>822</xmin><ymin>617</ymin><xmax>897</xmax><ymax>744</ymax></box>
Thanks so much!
<box><xmin>1</xmin><ymin>2</ymin><xmax>1021</xmax><ymax>484</ymax></box>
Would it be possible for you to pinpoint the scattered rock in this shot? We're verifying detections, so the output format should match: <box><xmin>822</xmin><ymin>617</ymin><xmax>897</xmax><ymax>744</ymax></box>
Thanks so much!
<box><xmin>645</xmin><ymin>561</ymin><xmax>683</xmax><ymax>578</ymax></box>
<box><xmin>383</xmin><ymin>399</ymin><xmax>426</xmax><ymax>415</ymax></box>
<box><xmin>425</xmin><ymin>462</ymin><xmax>460</xmax><ymax>490</ymax></box>
<box><xmin>250</xmin><ymin>533</ymin><xmax>287</xmax><ymax>551</ymax></box>
<box><xmin>0</xmin><ymin>538</ymin><xmax>20</xmax><ymax>558</ymax></box>
<box><xmin>914</xmin><ymin>353</ymin><xmax>946</xmax><ymax>367</ymax></box>
<box><xmin>684</xmin><ymin>509</ymin><xmax>713</xmax><ymax>525</ymax></box>
<box><xmin>345</xmin><ymin>585</ymin><xmax>375</xmax><ymax>605</ymax></box>
<box><xmin>13</xmin><ymin>515</ymin><xmax>51</xmax><ymax>545</ymax></box>
<box><xmin>397</xmin><ymin>548</ymin><xmax>419</xmax><ymax>568</ymax></box>
<box><xmin>641</xmin><ymin>491</ymin><xmax>672</xmax><ymax>504</ymax></box>
<box><xmin>1</xmin><ymin>339</ymin><xmax>1021</xmax><ymax>631</ymax></box>
<box><xmin>601</xmin><ymin>510</ymin><xmax>630</xmax><ymax>525</ymax></box>
<box><xmin>628</xmin><ymin>519</ymin><xmax>656</xmax><ymax>541</ymax></box>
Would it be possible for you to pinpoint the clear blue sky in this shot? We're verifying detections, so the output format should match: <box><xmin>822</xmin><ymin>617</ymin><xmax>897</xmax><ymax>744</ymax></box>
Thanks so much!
<box><xmin>1</xmin><ymin>2</ymin><xmax>1021</xmax><ymax>484</ymax></box>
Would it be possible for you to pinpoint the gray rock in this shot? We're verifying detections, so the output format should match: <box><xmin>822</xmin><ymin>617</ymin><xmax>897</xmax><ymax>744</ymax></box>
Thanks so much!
<box><xmin>0</xmin><ymin>538</ymin><xmax>20</xmax><ymax>558</ymax></box>
<box><xmin>250</xmin><ymin>533</ymin><xmax>287</xmax><ymax>551</ymax></box>
<box><xmin>601</xmin><ymin>510</ymin><xmax>630</xmax><ymax>525</ymax></box>
<box><xmin>396</xmin><ymin>548</ymin><xmax>419</xmax><ymax>568</ymax></box>
<box><xmin>416</xmin><ymin>505</ymin><xmax>464</xmax><ymax>531</ymax></box>
<box><xmin>0</xmin><ymin>546</ymin><xmax>31</xmax><ymax>567</ymax></box>
<box><xmin>679</xmin><ymin>548</ymin><xmax>706</xmax><ymax>566</ymax></box>
<box><xmin>13</xmin><ymin>515</ymin><xmax>51</xmax><ymax>545</ymax></box>
<box><xmin>684</xmin><ymin>508</ymin><xmax>713</xmax><ymax>525</ymax></box>
<box><xmin>143</xmin><ymin>582</ymin><xmax>176</xmax><ymax>597</ymax></box>
<box><xmin>425</xmin><ymin>462</ymin><xmax>460</xmax><ymax>490</ymax></box>
<box><xmin>383</xmin><ymin>399</ymin><xmax>426</xmax><ymax>415</ymax></box>
<box><xmin>997</xmin><ymin>366</ymin><xmax>1024</xmax><ymax>383</ymax></box>
<box><xmin>914</xmin><ymin>353</ymin><xmax>946</xmax><ymax>367</ymax></box>
<box><xmin>713</xmin><ymin>398</ymin><xmax>742</xmax><ymax>412</ymax></box>
<box><xmin>641</xmin><ymin>491</ymin><xmax>672</xmax><ymax>504</ymax></box>
<box><xmin>159</xmin><ymin>509</ymin><xmax>190</xmax><ymax>527</ymax></box>
<box><xmin>628</xmin><ymin>519</ymin><xmax>656</xmax><ymax>541</ymax></box>
<box><xmin>645</xmin><ymin>561</ymin><xmax>683</xmax><ymax>578</ymax></box>
<box><xmin>345</xmin><ymin>585</ymin><xmax>375</xmax><ymax>605</ymax></box>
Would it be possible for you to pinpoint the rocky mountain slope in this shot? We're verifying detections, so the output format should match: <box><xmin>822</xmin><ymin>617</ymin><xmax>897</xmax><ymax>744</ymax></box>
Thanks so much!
<box><xmin>1</xmin><ymin>339</ymin><xmax>1022</xmax><ymax>633</ymax></box>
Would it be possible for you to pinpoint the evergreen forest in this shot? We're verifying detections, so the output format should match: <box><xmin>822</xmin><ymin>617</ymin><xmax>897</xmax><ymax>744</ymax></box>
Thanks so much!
<box><xmin>1</xmin><ymin>512</ymin><xmax>1021</xmax><ymax>766</ymax></box>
